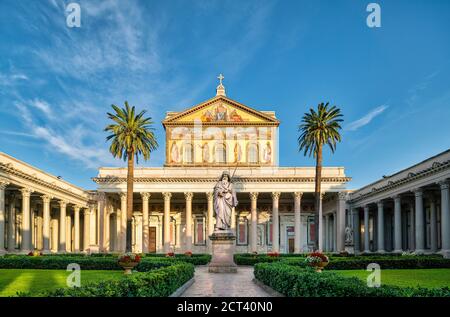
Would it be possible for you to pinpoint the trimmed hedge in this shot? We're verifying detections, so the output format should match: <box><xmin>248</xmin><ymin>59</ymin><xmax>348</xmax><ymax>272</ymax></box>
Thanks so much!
<box><xmin>28</xmin><ymin>263</ymin><xmax>195</xmax><ymax>297</ymax></box>
<box><xmin>0</xmin><ymin>253</ymin><xmax>210</xmax><ymax>270</ymax></box>
<box><xmin>234</xmin><ymin>253</ymin><xmax>450</xmax><ymax>269</ymax></box>
<box><xmin>254</xmin><ymin>262</ymin><xmax>450</xmax><ymax>297</ymax></box>
<box><xmin>280</xmin><ymin>256</ymin><xmax>450</xmax><ymax>270</ymax></box>
<box><xmin>0</xmin><ymin>255</ymin><xmax>180</xmax><ymax>271</ymax></box>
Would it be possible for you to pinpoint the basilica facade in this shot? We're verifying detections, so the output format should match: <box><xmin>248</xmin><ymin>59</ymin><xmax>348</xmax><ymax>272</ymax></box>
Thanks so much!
<box><xmin>0</xmin><ymin>79</ymin><xmax>449</xmax><ymax>257</ymax></box>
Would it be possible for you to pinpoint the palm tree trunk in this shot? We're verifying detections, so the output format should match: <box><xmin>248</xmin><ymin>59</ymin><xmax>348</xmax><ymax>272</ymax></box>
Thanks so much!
<box><xmin>126</xmin><ymin>152</ymin><xmax>134</xmax><ymax>253</ymax></box>
<box><xmin>314</xmin><ymin>145</ymin><xmax>323</xmax><ymax>251</ymax></box>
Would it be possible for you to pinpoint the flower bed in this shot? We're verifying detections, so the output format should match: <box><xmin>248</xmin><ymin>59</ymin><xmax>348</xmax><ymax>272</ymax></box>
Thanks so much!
<box><xmin>254</xmin><ymin>262</ymin><xmax>450</xmax><ymax>297</ymax></box>
<box><xmin>28</xmin><ymin>263</ymin><xmax>195</xmax><ymax>297</ymax></box>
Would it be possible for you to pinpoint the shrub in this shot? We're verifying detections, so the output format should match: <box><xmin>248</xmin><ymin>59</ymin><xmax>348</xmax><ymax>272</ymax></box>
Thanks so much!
<box><xmin>32</xmin><ymin>263</ymin><xmax>195</xmax><ymax>297</ymax></box>
<box><xmin>0</xmin><ymin>255</ymin><xmax>185</xmax><ymax>271</ymax></box>
<box><xmin>254</xmin><ymin>263</ymin><xmax>450</xmax><ymax>297</ymax></box>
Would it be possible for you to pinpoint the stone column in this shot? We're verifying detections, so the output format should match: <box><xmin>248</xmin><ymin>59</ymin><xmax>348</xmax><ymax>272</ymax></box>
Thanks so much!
<box><xmin>376</xmin><ymin>201</ymin><xmax>385</xmax><ymax>252</ymax></box>
<box><xmin>119</xmin><ymin>193</ymin><xmax>127</xmax><ymax>252</ymax></box>
<box><xmin>66</xmin><ymin>212</ymin><xmax>72</xmax><ymax>252</ymax></box>
<box><xmin>440</xmin><ymin>181</ymin><xmax>450</xmax><ymax>256</ymax></box>
<box><xmin>408</xmin><ymin>203</ymin><xmax>415</xmax><ymax>250</ymax></box>
<box><xmin>206</xmin><ymin>192</ymin><xmax>214</xmax><ymax>250</ymax></box>
<box><xmin>0</xmin><ymin>181</ymin><xmax>9</xmax><ymax>253</ymax></box>
<box><xmin>293</xmin><ymin>192</ymin><xmax>302</xmax><ymax>253</ymax></box>
<box><xmin>353</xmin><ymin>208</ymin><xmax>361</xmax><ymax>253</ymax></box>
<box><xmin>74</xmin><ymin>206</ymin><xmax>80</xmax><ymax>252</ymax></box>
<box><xmin>249</xmin><ymin>192</ymin><xmax>259</xmax><ymax>253</ymax></box>
<box><xmin>83</xmin><ymin>207</ymin><xmax>90</xmax><ymax>252</ymax></box>
<box><xmin>58</xmin><ymin>200</ymin><xmax>67</xmax><ymax>253</ymax></box>
<box><xmin>141</xmin><ymin>192</ymin><xmax>150</xmax><ymax>253</ymax></box>
<box><xmin>414</xmin><ymin>188</ymin><xmax>425</xmax><ymax>253</ymax></box>
<box><xmin>89</xmin><ymin>203</ymin><xmax>97</xmax><ymax>247</ymax></box>
<box><xmin>271</xmin><ymin>192</ymin><xmax>280</xmax><ymax>253</ymax></box>
<box><xmin>97</xmin><ymin>192</ymin><xmax>106</xmax><ymax>252</ymax></box>
<box><xmin>51</xmin><ymin>218</ymin><xmax>58</xmax><ymax>252</ymax></box>
<box><xmin>8</xmin><ymin>194</ymin><xmax>16</xmax><ymax>251</ymax></box>
<box><xmin>325</xmin><ymin>214</ymin><xmax>330</xmax><ymax>251</ymax></box>
<box><xmin>429</xmin><ymin>196</ymin><xmax>438</xmax><ymax>253</ymax></box>
<box><xmin>364</xmin><ymin>205</ymin><xmax>370</xmax><ymax>252</ymax></box>
<box><xmin>337</xmin><ymin>192</ymin><xmax>347</xmax><ymax>252</ymax></box>
<box><xmin>393</xmin><ymin>195</ymin><xmax>402</xmax><ymax>253</ymax></box>
<box><xmin>318</xmin><ymin>192</ymin><xmax>325</xmax><ymax>251</ymax></box>
<box><xmin>42</xmin><ymin>195</ymin><xmax>52</xmax><ymax>253</ymax></box>
<box><xmin>162</xmin><ymin>192</ymin><xmax>172</xmax><ymax>253</ymax></box>
<box><xmin>184</xmin><ymin>192</ymin><xmax>193</xmax><ymax>252</ymax></box>
<box><xmin>20</xmin><ymin>188</ymin><xmax>32</xmax><ymax>253</ymax></box>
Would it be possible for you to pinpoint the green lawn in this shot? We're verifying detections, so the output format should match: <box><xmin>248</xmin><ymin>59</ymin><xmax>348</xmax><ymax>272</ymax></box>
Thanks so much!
<box><xmin>0</xmin><ymin>269</ymin><xmax>124</xmax><ymax>296</ymax></box>
<box><xmin>333</xmin><ymin>269</ymin><xmax>450</xmax><ymax>289</ymax></box>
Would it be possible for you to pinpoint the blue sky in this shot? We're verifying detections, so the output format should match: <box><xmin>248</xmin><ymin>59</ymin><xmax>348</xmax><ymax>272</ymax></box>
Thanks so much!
<box><xmin>0</xmin><ymin>0</ymin><xmax>449</xmax><ymax>190</ymax></box>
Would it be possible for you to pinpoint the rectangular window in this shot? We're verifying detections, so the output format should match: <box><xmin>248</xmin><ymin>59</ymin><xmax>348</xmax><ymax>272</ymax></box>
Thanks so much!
<box><xmin>194</xmin><ymin>217</ymin><xmax>206</xmax><ymax>245</ymax></box>
<box><xmin>237</xmin><ymin>217</ymin><xmax>248</xmax><ymax>245</ymax></box>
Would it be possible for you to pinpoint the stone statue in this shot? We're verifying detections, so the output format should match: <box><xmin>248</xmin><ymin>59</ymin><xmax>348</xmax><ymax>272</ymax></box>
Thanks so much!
<box><xmin>345</xmin><ymin>226</ymin><xmax>354</xmax><ymax>244</ymax></box>
<box><xmin>213</xmin><ymin>171</ymin><xmax>238</xmax><ymax>231</ymax></box>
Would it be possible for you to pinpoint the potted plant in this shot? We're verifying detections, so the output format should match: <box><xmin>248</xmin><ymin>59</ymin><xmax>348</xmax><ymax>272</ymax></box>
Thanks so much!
<box><xmin>267</xmin><ymin>252</ymin><xmax>280</xmax><ymax>258</ymax></box>
<box><xmin>118</xmin><ymin>252</ymin><xmax>141</xmax><ymax>275</ymax></box>
<box><xmin>184</xmin><ymin>251</ymin><xmax>193</xmax><ymax>257</ymax></box>
<box><xmin>166</xmin><ymin>251</ymin><xmax>175</xmax><ymax>257</ymax></box>
<box><xmin>305</xmin><ymin>251</ymin><xmax>329</xmax><ymax>272</ymax></box>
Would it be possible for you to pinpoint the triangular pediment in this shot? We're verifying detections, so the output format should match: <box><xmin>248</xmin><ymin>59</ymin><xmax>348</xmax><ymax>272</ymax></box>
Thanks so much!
<box><xmin>163</xmin><ymin>96</ymin><xmax>279</xmax><ymax>126</ymax></box>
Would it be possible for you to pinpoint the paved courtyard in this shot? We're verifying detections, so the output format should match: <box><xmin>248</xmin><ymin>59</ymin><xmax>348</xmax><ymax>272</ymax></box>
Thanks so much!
<box><xmin>181</xmin><ymin>266</ymin><xmax>273</xmax><ymax>297</ymax></box>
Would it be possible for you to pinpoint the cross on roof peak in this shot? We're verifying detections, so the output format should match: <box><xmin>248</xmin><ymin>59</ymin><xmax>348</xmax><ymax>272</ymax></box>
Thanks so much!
<box><xmin>217</xmin><ymin>73</ymin><xmax>224</xmax><ymax>85</ymax></box>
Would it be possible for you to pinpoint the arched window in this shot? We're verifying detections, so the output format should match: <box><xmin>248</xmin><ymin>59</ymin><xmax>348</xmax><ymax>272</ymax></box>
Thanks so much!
<box><xmin>184</xmin><ymin>143</ymin><xmax>193</xmax><ymax>163</ymax></box>
<box><xmin>215</xmin><ymin>143</ymin><xmax>226</xmax><ymax>163</ymax></box>
<box><xmin>247</xmin><ymin>143</ymin><xmax>258</xmax><ymax>164</ymax></box>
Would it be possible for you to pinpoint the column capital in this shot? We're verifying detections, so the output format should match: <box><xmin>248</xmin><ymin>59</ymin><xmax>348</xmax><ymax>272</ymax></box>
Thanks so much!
<box><xmin>140</xmin><ymin>192</ymin><xmax>151</xmax><ymax>201</ymax></box>
<box><xmin>162</xmin><ymin>192</ymin><xmax>172</xmax><ymax>200</ymax></box>
<box><xmin>0</xmin><ymin>180</ymin><xmax>9</xmax><ymax>190</ymax></box>
<box><xmin>364</xmin><ymin>204</ymin><xmax>370</xmax><ymax>211</ymax></box>
<box><xmin>412</xmin><ymin>187</ymin><xmax>423</xmax><ymax>196</ymax></box>
<box><xmin>73</xmin><ymin>205</ymin><xmax>81</xmax><ymax>212</ymax></box>
<box><xmin>20</xmin><ymin>187</ymin><xmax>33</xmax><ymax>197</ymax></box>
<box><xmin>206</xmin><ymin>192</ymin><xmax>213</xmax><ymax>201</ymax></box>
<box><xmin>271</xmin><ymin>192</ymin><xmax>281</xmax><ymax>200</ymax></box>
<box><xmin>439</xmin><ymin>180</ymin><xmax>450</xmax><ymax>190</ymax></box>
<box><xmin>59</xmin><ymin>200</ymin><xmax>68</xmax><ymax>208</ymax></box>
<box><xmin>42</xmin><ymin>194</ymin><xmax>53</xmax><ymax>203</ymax></box>
<box><xmin>249</xmin><ymin>192</ymin><xmax>259</xmax><ymax>201</ymax></box>
<box><xmin>292</xmin><ymin>192</ymin><xmax>303</xmax><ymax>200</ymax></box>
<box><xmin>338</xmin><ymin>192</ymin><xmax>348</xmax><ymax>201</ymax></box>
<box><xmin>392</xmin><ymin>194</ymin><xmax>401</xmax><ymax>201</ymax></box>
<box><xmin>119</xmin><ymin>192</ymin><xmax>127</xmax><ymax>200</ymax></box>
<box><xmin>376</xmin><ymin>200</ymin><xmax>384</xmax><ymax>208</ymax></box>
<box><xmin>97</xmin><ymin>192</ymin><xmax>106</xmax><ymax>202</ymax></box>
<box><xmin>184</xmin><ymin>192</ymin><xmax>194</xmax><ymax>201</ymax></box>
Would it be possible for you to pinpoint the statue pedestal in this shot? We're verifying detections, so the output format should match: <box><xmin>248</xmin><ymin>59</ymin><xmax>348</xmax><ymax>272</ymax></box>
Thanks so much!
<box><xmin>208</xmin><ymin>230</ymin><xmax>237</xmax><ymax>273</ymax></box>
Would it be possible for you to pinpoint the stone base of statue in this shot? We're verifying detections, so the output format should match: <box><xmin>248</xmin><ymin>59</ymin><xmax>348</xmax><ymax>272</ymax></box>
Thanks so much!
<box><xmin>208</xmin><ymin>230</ymin><xmax>237</xmax><ymax>273</ymax></box>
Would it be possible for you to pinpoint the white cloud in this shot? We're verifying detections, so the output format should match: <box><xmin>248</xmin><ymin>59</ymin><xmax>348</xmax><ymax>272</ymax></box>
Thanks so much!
<box><xmin>345</xmin><ymin>105</ymin><xmax>388</xmax><ymax>131</ymax></box>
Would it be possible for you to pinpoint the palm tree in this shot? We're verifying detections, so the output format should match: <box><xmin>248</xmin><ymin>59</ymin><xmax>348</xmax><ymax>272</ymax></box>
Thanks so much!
<box><xmin>298</xmin><ymin>102</ymin><xmax>343</xmax><ymax>251</ymax></box>
<box><xmin>105</xmin><ymin>102</ymin><xmax>158</xmax><ymax>253</ymax></box>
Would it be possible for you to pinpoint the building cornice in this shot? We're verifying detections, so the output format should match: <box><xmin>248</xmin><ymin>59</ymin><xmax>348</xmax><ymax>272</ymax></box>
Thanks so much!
<box><xmin>349</xmin><ymin>159</ymin><xmax>450</xmax><ymax>203</ymax></box>
<box><xmin>92</xmin><ymin>176</ymin><xmax>351</xmax><ymax>184</ymax></box>
<box><xmin>0</xmin><ymin>162</ymin><xmax>90</xmax><ymax>203</ymax></box>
